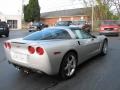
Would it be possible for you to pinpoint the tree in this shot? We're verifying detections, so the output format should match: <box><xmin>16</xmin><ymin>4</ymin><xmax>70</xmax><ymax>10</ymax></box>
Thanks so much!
<box><xmin>24</xmin><ymin>0</ymin><xmax>40</xmax><ymax>22</ymax></box>
<box><xmin>71</xmin><ymin>0</ymin><xmax>119</xmax><ymax>20</ymax></box>
<box><xmin>109</xmin><ymin>0</ymin><xmax>120</xmax><ymax>18</ymax></box>
<box><xmin>24</xmin><ymin>5</ymin><xmax>29</xmax><ymax>22</ymax></box>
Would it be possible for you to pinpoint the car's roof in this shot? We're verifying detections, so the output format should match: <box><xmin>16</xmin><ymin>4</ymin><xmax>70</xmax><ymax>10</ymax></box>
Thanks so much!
<box><xmin>46</xmin><ymin>26</ymin><xmax>81</xmax><ymax>30</ymax></box>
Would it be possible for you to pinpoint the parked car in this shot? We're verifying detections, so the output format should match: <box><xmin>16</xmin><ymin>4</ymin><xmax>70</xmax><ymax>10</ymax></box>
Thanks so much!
<box><xmin>99</xmin><ymin>20</ymin><xmax>120</xmax><ymax>36</ymax></box>
<box><xmin>70</xmin><ymin>20</ymin><xmax>91</xmax><ymax>33</ymax></box>
<box><xmin>4</xmin><ymin>26</ymin><xmax>108</xmax><ymax>79</ymax></box>
<box><xmin>55</xmin><ymin>21</ymin><xmax>72</xmax><ymax>26</ymax></box>
<box><xmin>0</xmin><ymin>21</ymin><xmax>9</xmax><ymax>37</ymax></box>
<box><xmin>29</xmin><ymin>22</ymin><xmax>48</xmax><ymax>32</ymax></box>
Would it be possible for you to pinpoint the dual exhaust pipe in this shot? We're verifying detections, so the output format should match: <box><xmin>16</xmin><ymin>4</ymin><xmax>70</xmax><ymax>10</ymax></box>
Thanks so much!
<box><xmin>13</xmin><ymin>64</ymin><xmax>31</xmax><ymax>74</ymax></box>
<box><xmin>15</xmin><ymin>66</ymin><xmax>30</xmax><ymax>74</ymax></box>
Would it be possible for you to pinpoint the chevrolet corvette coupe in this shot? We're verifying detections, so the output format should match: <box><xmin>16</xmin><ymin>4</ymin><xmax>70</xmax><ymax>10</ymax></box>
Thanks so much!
<box><xmin>4</xmin><ymin>27</ymin><xmax>108</xmax><ymax>79</ymax></box>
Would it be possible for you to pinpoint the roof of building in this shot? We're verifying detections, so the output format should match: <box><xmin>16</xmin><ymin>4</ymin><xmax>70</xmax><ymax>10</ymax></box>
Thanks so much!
<box><xmin>41</xmin><ymin>7</ymin><xmax>91</xmax><ymax>18</ymax></box>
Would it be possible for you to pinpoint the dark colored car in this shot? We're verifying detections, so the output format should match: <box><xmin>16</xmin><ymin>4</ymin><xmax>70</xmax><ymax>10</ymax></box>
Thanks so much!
<box><xmin>99</xmin><ymin>20</ymin><xmax>120</xmax><ymax>36</ymax></box>
<box><xmin>55</xmin><ymin>21</ymin><xmax>72</xmax><ymax>26</ymax></box>
<box><xmin>29</xmin><ymin>22</ymin><xmax>48</xmax><ymax>32</ymax></box>
<box><xmin>70</xmin><ymin>20</ymin><xmax>91</xmax><ymax>33</ymax></box>
<box><xmin>0</xmin><ymin>21</ymin><xmax>9</xmax><ymax>37</ymax></box>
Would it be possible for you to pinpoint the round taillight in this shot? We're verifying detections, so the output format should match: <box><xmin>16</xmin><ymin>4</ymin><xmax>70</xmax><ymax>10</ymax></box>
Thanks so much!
<box><xmin>4</xmin><ymin>42</ymin><xmax>7</xmax><ymax>48</ymax></box>
<box><xmin>7</xmin><ymin>43</ymin><xmax>11</xmax><ymax>49</ymax></box>
<box><xmin>28</xmin><ymin>46</ymin><xmax>35</xmax><ymax>54</ymax></box>
<box><xmin>36</xmin><ymin>47</ymin><xmax>44</xmax><ymax>55</ymax></box>
<box><xmin>4</xmin><ymin>42</ymin><xmax>11</xmax><ymax>49</ymax></box>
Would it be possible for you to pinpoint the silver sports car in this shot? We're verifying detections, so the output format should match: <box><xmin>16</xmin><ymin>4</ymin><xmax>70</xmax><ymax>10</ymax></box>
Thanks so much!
<box><xmin>4</xmin><ymin>26</ymin><xmax>108</xmax><ymax>79</ymax></box>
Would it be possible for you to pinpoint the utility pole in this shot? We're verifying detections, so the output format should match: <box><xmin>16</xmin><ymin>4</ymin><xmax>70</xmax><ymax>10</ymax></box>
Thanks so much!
<box><xmin>91</xmin><ymin>4</ymin><xmax>94</xmax><ymax>32</ymax></box>
<box><xmin>21</xmin><ymin>0</ymin><xmax>24</xmax><ymax>30</ymax></box>
<box><xmin>21</xmin><ymin>0</ymin><xmax>24</xmax><ymax>20</ymax></box>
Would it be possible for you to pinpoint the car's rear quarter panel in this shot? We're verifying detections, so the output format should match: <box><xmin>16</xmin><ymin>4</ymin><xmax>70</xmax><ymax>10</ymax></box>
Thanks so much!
<box><xmin>38</xmin><ymin>40</ymin><xmax>77</xmax><ymax>74</ymax></box>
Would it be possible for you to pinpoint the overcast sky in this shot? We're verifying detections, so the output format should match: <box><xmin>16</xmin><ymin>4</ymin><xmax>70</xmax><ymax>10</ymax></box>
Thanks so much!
<box><xmin>0</xmin><ymin>0</ymin><xmax>84</xmax><ymax>15</ymax></box>
<box><xmin>0</xmin><ymin>0</ymin><xmax>21</xmax><ymax>15</ymax></box>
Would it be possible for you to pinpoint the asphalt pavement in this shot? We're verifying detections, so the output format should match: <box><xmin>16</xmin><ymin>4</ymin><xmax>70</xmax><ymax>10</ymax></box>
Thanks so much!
<box><xmin>0</xmin><ymin>30</ymin><xmax>120</xmax><ymax>90</ymax></box>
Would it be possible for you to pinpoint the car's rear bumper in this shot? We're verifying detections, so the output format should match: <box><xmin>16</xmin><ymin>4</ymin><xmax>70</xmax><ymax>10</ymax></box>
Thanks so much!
<box><xmin>8</xmin><ymin>60</ymin><xmax>44</xmax><ymax>74</ymax></box>
<box><xmin>8</xmin><ymin>58</ymin><xmax>56</xmax><ymax>75</ymax></box>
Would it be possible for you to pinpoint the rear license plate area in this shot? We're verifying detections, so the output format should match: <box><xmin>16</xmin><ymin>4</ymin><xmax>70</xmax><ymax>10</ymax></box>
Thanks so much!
<box><xmin>11</xmin><ymin>52</ymin><xmax>28</xmax><ymax>63</ymax></box>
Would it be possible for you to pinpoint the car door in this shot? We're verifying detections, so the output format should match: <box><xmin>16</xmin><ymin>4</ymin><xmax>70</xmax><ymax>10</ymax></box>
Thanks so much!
<box><xmin>72</xmin><ymin>30</ymin><xmax>100</xmax><ymax>63</ymax></box>
<box><xmin>81</xmin><ymin>31</ymin><xmax>100</xmax><ymax>57</ymax></box>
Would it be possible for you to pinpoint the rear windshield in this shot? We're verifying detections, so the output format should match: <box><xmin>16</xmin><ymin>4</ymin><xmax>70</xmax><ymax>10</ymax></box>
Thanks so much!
<box><xmin>23</xmin><ymin>28</ymin><xmax>71</xmax><ymax>40</ymax></box>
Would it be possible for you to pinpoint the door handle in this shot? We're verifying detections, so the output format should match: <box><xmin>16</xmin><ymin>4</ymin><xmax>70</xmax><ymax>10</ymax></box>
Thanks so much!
<box><xmin>78</xmin><ymin>41</ymin><xmax>81</xmax><ymax>45</ymax></box>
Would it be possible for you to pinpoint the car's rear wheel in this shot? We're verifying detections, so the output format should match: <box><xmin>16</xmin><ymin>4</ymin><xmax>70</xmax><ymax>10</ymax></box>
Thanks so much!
<box><xmin>59</xmin><ymin>52</ymin><xmax>77</xmax><ymax>80</ymax></box>
<box><xmin>100</xmin><ymin>40</ymin><xmax>108</xmax><ymax>55</ymax></box>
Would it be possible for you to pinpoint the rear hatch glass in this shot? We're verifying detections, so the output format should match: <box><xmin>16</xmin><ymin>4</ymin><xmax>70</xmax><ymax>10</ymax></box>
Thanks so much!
<box><xmin>23</xmin><ymin>28</ymin><xmax>71</xmax><ymax>40</ymax></box>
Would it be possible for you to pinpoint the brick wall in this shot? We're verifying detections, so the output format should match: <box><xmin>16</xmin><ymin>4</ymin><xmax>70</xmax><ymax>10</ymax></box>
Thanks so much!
<box><xmin>41</xmin><ymin>15</ymin><xmax>89</xmax><ymax>26</ymax></box>
<box><xmin>41</xmin><ymin>18</ymin><xmax>58</xmax><ymax>26</ymax></box>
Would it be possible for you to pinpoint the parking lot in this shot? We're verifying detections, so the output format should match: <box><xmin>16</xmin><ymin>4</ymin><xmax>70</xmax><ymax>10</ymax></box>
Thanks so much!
<box><xmin>0</xmin><ymin>30</ymin><xmax>120</xmax><ymax>90</ymax></box>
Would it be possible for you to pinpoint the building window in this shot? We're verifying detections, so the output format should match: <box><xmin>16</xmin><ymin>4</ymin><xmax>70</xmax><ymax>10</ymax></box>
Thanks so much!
<box><xmin>7</xmin><ymin>20</ymin><xmax>17</xmax><ymax>29</ymax></box>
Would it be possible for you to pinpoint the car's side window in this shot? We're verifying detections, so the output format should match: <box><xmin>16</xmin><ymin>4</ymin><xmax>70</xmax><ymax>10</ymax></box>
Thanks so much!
<box><xmin>74</xmin><ymin>30</ymin><xmax>83</xmax><ymax>39</ymax></box>
<box><xmin>72</xmin><ymin>30</ymin><xmax>92</xmax><ymax>39</ymax></box>
<box><xmin>80</xmin><ymin>30</ymin><xmax>92</xmax><ymax>39</ymax></box>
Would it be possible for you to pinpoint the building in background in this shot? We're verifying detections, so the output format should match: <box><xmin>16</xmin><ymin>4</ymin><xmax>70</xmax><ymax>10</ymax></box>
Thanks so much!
<box><xmin>0</xmin><ymin>13</ymin><xmax>21</xmax><ymax>30</ymax></box>
<box><xmin>41</xmin><ymin>8</ymin><xmax>91</xmax><ymax>26</ymax></box>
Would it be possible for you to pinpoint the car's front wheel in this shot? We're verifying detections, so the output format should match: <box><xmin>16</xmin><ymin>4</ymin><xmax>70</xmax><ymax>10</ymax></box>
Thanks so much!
<box><xmin>59</xmin><ymin>52</ymin><xmax>77</xmax><ymax>80</ymax></box>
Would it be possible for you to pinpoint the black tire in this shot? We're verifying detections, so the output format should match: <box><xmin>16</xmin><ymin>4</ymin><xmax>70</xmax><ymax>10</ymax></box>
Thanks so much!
<box><xmin>59</xmin><ymin>52</ymin><xmax>77</xmax><ymax>80</ymax></box>
<box><xmin>5</xmin><ymin>33</ymin><xmax>9</xmax><ymax>37</ymax></box>
<box><xmin>116</xmin><ymin>33</ymin><xmax>119</xmax><ymax>36</ymax></box>
<box><xmin>29</xmin><ymin>30</ymin><xmax>31</xmax><ymax>32</ymax></box>
<box><xmin>99</xmin><ymin>33</ymin><xmax>102</xmax><ymax>35</ymax></box>
<box><xmin>100</xmin><ymin>40</ymin><xmax>108</xmax><ymax>56</ymax></box>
